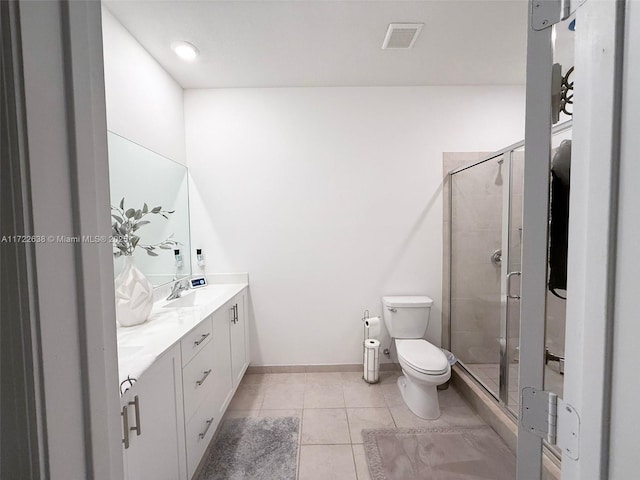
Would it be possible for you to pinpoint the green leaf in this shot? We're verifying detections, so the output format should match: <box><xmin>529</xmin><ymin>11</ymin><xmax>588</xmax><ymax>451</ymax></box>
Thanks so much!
<box><xmin>151</xmin><ymin>206</ymin><xmax>162</xmax><ymax>214</ymax></box>
<box><xmin>142</xmin><ymin>203</ymin><xmax>148</xmax><ymax>214</ymax></box>
<box><xmin>111</xmin><ymin>214</ymin><xmax>124</xmax><ymax>224</ymax></box>
<box><xmin>146</xmin><ymin>250</ymin><xmax>159</xmax><ymax>257</ymax></box>
<box><xmin>131</xmin><ymin>236</ymin><xmax>140</xmax><ymax>248</ymax></box>
<box><xmin>125</xmin><ymin>208</ymin><xmax>135</xmax><ymax>218</ymax></box>
<box><xmin>120</xmin><ymin>197</ymin><xmax>125</xmax><ymax>209</ymax></box>
<box><xmin>132</xmin><ymin>221</ymin><xmax>150</xmax><ymax>232</ymax></box>
<box><xmin>158</xmin><ymin>244</ymin><xmax>172</xmax><ymax>250</ymax></box>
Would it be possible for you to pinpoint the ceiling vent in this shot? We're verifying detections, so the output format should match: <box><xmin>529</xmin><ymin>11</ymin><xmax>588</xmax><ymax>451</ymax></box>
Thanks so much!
<box><xmin>382</xmin><ymin>23</ymin><xmax>424</xmax><ymax>49</ymax></box>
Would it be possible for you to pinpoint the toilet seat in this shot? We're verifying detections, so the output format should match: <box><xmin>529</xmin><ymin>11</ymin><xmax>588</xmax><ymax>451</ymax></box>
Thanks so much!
<box><xmin>396</xmin><ymin>339</ymin><xmax>449</xmax><ymax>375</ymax></box>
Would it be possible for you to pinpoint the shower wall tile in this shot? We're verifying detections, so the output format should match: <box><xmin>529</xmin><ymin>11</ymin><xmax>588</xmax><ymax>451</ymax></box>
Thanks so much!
<box><xmin>451</xmin><ymin>262</ymin><xmax>502</xmax><ymax>298</ymax></box>
<box><xmin>450</xmin><ymin>298</ymin><xmax>501</xmax><ymax>333</ymax></box>
<box><xmin>452</xmin><ymin>193</ymin><xmax>503</xmax><ymax>231</ymax></box>
<box><xmin>451</xmin><ymin>331</ymin><xmax>501</xmax><ymax>365</ymax></box>
<box><xmin>451</xmin><ymin>229</ymin><xmax>502</xmax><ymax>266</ymax></box>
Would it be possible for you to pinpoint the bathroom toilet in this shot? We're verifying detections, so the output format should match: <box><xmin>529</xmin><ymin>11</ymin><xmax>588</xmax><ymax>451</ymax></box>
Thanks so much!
<box><xmin>382</xmin><ymin>296</ymin><xmax>451</xmax><ymax>419</ymax></box>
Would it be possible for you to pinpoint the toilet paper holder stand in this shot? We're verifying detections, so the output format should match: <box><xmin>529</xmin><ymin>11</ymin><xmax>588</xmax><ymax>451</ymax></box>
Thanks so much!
<box><xmin>362</xmin><ymin>310</ymin><xmax>380</xmax><ymax>384</ymax></box>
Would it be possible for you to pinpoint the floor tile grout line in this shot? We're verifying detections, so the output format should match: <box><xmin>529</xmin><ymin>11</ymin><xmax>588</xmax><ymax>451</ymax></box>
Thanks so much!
<box><xmin>350</xmin><ymin>443</ymin><xmax>359</xmax><ymax>480</ymax></box>
<box><xmin>296</xmin><ymin>408</ymin><xmax>304</xmax><ymax>480</ymax></box>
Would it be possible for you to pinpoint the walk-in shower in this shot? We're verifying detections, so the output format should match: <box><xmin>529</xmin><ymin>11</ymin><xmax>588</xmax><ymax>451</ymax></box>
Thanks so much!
<box><xmin>445</xmin><ymin>121</ymin><xmax>572</xmax><ymax>429</ymax></box>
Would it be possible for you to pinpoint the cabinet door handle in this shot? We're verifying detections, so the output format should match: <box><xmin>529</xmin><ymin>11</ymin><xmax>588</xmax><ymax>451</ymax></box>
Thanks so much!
<box><xmin>198</xmin><ymin>417</ymin><xmax>215</xmax><ymax>440</ymax></box>
<box><xmin>194</xmin><ymin>333</ymin><xmax>210</xmax><ymax>346</ymax></box>
<box><xmin>121</xmin><ymin>405</ymin><xmax>130</xmax><ymax>449</ymax></box>
<box><xmin>196</xmin><ymin>369</ymin><xmax>212</xmax><ymax>386</ymax></box>
<box><xmin>234</xmin><ymin>304</ymin><xmax>238</xmax><ymax>323</ymax></box>
<box><xmin>230</xmin><ymin>305</ymin><xmax>235</xmax><ymax>324</ymax></box>
<box><xmin>128</xmin><ymin>395</ymin><xmax>141</xmax><ymax>436</ymax></box>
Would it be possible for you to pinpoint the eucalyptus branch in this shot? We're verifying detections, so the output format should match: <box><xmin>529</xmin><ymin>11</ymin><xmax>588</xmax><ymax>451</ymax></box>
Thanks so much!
<box><xmin>111</xmin><ymin>198</ymin><xmax>179</xmax><ymax>257</ymax></box>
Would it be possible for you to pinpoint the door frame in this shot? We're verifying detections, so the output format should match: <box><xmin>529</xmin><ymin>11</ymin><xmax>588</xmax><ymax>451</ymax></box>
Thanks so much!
<box><xmin>561</xmin><ymin>0</ymin><xmax>626</xmax><ymax>479</ymax></box>
<box><xmin>516</xmin><ymin>3</ymin><xmax>554</xmax><ymax>476</ymax></box>
<box><xmin>517</xmin><ymin>0</ymin><xmax>626</xmax><ymax>478</ymax></box>
<box><xmin>4</xmin><ymin>2</ymin><xmax>123</xmax><ymax>479</ymax></box>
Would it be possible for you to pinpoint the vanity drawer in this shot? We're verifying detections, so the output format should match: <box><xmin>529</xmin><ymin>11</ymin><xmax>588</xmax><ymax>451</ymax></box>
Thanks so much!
<box><xmin>185</xmin><ymin>390</ymin><xmax>220</xmax><ymax>479</ymax></box>
<box><xmin>181</xmin><ymin>316</ymin><xmax>213</xmax><ymax>366</ymax></box>
<box><xmin>182</xmin><ymin>340</ymin><xmax>215</xmax><ymax>421</ymax></box>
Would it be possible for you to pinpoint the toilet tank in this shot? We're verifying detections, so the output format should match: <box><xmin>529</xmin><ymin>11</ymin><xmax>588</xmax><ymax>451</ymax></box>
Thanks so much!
<box><xmin>382</xmin><ymin>296</ymin><xmax>433</xmax><ymax>339</ymax></box>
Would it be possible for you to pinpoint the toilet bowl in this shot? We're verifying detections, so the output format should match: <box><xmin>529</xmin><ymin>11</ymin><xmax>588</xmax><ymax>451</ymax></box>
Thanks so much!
<box><xmin>382</xmin><ymin>295</ymin><xmax>450</xmax><ymax>420</ymax></box>
<box><xmin>396</xmin><ymin>339</ymin><xmax>451</xmax><ymax>419</ymax></box>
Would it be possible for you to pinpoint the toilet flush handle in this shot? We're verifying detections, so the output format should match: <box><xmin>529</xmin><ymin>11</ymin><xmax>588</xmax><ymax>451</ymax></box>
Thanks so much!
<box><xmin>387</xmin><ymin>307</ymin><xmax>397</xmax><ymax>312</ymax></box>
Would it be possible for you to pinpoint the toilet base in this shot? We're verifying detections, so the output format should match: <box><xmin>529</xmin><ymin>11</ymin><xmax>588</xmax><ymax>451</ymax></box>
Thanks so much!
<box><xmin>397</xmin><ymin>374</ymin><xmax>441</xmax><ymax>420</ymax></box>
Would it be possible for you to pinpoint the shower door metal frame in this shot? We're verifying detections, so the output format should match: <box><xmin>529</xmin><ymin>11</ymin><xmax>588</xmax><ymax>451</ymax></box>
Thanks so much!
<box><xmin>498</xmin><ymin>151</ymin><xmax>513</xmax><ymax>406</ymax></box>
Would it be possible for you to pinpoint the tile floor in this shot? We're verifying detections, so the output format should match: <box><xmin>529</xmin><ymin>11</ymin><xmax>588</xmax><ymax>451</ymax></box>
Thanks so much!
<box><xmin>221</xmin><ymin>370</ymin><xmax>490</xmax><ymax>480</ymax></box>
<box><xmin>465</xmin><ymin>363</ymin><xmax>564</xmax><ymax>412</ymax></box>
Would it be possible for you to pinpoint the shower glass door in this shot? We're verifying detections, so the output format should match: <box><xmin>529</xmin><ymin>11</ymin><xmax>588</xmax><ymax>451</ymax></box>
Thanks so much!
<box><xmin>448</xmin><ymin>123</ymin><xmax>572</xmax><ymax>418</ymax></box>
<box><xmin>450</xmin><ymin>154</ymin><xmax>506</xmax><ymax>401</ymax></box>
<box><xmin>448</xmin><ymin>146</ymin><xmax>531</xmax><ymax>411</ymax></box>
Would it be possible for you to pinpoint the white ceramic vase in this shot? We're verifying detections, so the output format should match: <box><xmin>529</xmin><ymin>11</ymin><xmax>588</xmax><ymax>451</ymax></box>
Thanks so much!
<box><xmin>115</xmin><ymin>256</ymin><xmax>154</xmax><ymax>327</ymax></box>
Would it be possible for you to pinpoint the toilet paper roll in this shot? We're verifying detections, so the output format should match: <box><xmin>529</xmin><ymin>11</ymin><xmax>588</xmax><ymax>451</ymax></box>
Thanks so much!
<box><xmin>364</xmin><ymin>316</ymin><xmax>381</xmax><ymax>339</ymax></box>
<box><xmin>363</xmin><ymin>339</ymin><xmax>380</xmax><ymax>383</ymax></box>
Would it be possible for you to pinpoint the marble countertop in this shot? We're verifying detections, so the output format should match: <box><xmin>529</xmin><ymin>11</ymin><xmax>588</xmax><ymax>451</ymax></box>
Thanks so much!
<box><xmin>116</xmin><ymin>283</ymin><xmax>248</xmax><ymax>389</ymax></box>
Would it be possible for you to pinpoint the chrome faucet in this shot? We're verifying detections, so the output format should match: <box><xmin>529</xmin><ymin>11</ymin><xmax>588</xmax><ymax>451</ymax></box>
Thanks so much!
<box><xmin>167</xmin><ymin>279</ymin><xmax>188</xmax><ymax>301</ymax></box>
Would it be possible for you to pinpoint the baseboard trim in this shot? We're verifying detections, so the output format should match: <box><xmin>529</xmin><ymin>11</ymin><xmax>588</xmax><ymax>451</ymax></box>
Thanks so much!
<box><xmin>246</xmin><ymin>363</ymin><xmax>401</xmax><ymax>374</ymax></box>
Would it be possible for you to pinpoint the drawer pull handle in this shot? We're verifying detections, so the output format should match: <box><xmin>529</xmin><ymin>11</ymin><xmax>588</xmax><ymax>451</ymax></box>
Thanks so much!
<box><xmin>194</xmin><ymin>333</ymin><xmax>210</xmax><ymax>346</ymax></box>
<box><xmin>198</xmin><ymin>417</ymin><xmax>214</xmax><ymax>440</ymax></box>
<box><xmin>128</xmin><ymin>395</ymin><xmax>141</xmax><ymax>436</ymax></box>
<box><xmin>196</xmin><ymin>369</ymin><xmax>212</xmax><ymax>386</ymax></box>
<box><xmin>230</xmin><ymin>304</ymin><xmax>239</xmax><ymax>324</ymax></box>
<box><xmin>121</xmin><ymin>405</ymin><xmax>130</xmax><ymax>449</ymax></box>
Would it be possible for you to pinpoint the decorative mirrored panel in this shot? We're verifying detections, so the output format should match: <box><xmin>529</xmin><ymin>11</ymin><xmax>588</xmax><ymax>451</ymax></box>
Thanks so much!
<box><xmin>108</xmin><ymin>132</ymin><xmax>191</xmax><ymax>286</ymax></box>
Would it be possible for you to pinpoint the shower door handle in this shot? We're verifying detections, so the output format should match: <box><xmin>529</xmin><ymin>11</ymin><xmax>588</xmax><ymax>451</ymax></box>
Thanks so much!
<box><xmin>507</xmin><ymin>271</ymin><xmax>521</xmax><ymax>299</ymax></box>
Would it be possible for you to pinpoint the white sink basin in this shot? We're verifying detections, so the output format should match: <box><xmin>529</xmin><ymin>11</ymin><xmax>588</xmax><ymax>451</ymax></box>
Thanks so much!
<box><xmin>163</xmin><ymin>289</ymin><xmax>210</xmax><ymax>309</ymax></box>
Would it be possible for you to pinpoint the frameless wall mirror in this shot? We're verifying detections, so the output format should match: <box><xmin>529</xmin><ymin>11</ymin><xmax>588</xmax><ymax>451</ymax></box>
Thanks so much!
<box><xmin>108</xmin><ymin>132</ymin><xmax>191</xmax><ymax>286</ymax></box>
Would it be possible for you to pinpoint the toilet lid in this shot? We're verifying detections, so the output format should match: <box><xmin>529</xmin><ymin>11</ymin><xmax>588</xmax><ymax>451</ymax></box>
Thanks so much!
<box><xmin>396</xmin><ymin>339</ymin><xmax>449</xmax><ymax>375</ymax></box>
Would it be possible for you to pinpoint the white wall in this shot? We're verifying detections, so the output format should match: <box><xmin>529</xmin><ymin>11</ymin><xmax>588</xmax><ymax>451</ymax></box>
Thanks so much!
<box><xmin>185</xmin><ymin>86</ymin><xmax>525</xmax><ymax>366</ymax></box>
<box><xmin>101</xmin><ymin>7</ymin><xmax>186</xmax><ymax>164</ymax></box>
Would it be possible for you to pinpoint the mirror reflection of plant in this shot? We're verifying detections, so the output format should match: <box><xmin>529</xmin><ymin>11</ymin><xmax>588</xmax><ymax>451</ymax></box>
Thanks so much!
<box><xmin>111</xmin><ymin>198</ymin><xmax>179</xmax><ymax>257</ymax></box>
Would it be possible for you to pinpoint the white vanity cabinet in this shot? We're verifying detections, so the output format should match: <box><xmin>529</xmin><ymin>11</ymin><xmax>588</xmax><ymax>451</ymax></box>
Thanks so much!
<box><xmin>120</xmin><ymin>344</ymin><xmax>186</xmax><ymax>480</ymax></box>
<box><xmin>182</xmin><ymin>308</ymin><xmax>231</xmax><ymax>478</ymax></box>
<box><xmin>119</xmin><ymin>285</ymin><xmax>250</xmax><ymax>480</ymax></box>
<box><xmin>183</xmin><ymin>292</ymin><xmax>248</xmax><ymax>477</ymax></box>
<box><xmin>229</xmin><ymin>291</ymin><xmax>248</xmax><ymax>387</ymax></box>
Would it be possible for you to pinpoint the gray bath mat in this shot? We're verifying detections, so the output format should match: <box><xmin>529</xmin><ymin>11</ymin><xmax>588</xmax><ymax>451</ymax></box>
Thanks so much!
<box><xmin>362</xmin><ymin>425</ymin><xmax>516</xmax><ymax>480</ymax></box>
<box><xmin>197</xmin><ymin>416</ymin><xmax>299</xmax><ymax>480</ymax></box>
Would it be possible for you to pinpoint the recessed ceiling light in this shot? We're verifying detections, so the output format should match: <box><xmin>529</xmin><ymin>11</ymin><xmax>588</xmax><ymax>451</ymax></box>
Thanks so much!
<box><xmin>172</xmin><ymin>41</ymin><xmax>199</xmax><ymax>61</ymax></box>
